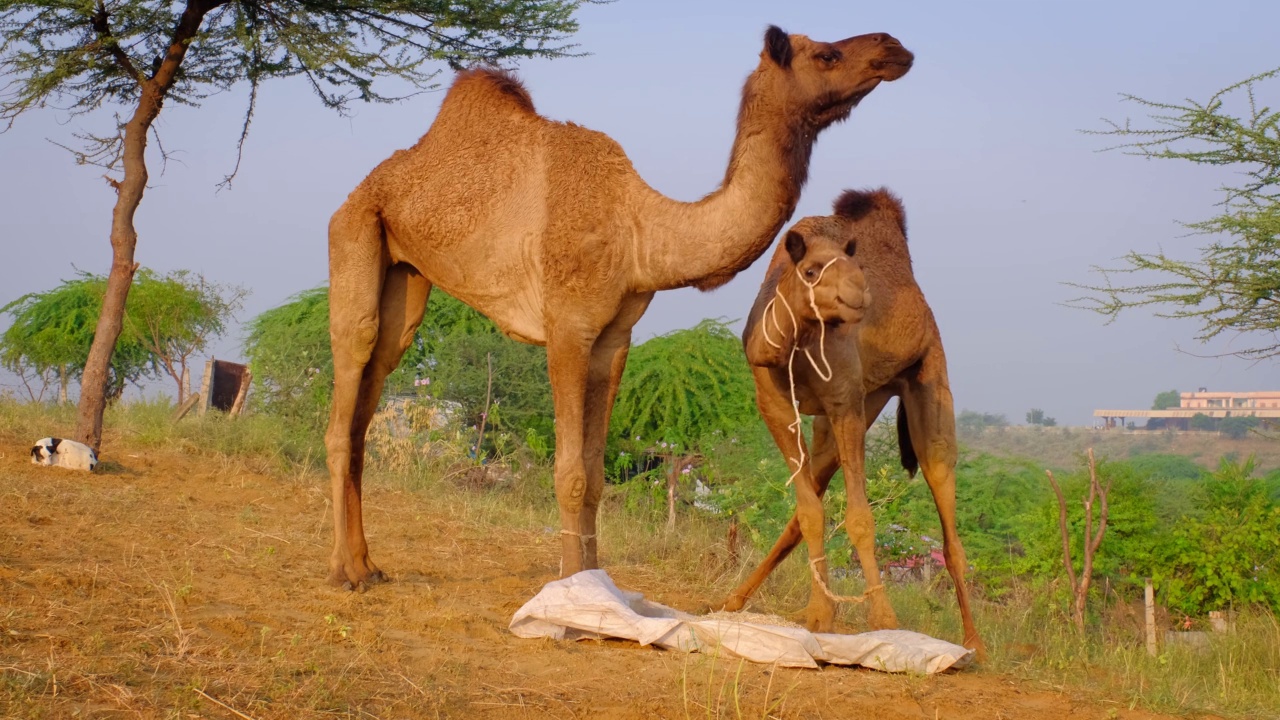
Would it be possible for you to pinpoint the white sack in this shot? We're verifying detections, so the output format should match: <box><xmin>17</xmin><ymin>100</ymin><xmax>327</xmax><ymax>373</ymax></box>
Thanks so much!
<box><xmin>510</xmin><ymin>570</ymin><xmax>973</xmax><ymax>673</ymax></box>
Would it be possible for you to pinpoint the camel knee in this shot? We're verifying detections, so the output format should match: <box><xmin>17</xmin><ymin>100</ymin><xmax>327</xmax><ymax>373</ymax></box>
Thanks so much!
<box><xmin>556</xmin><ymin>468</ymin><xmax>588</xmax><ymax>513</ymax></box>
<box><xmin>343</xmin><ymin>320</ymin><xmax>380</xmax><ymax>366</ymax></box>
<box><xmin>793</xmin><ymin>494</ymin><xmax>825</xmax><ymax>537</ymax></box>
<box><xmin>844</xmin><ymin>508</ymin><xmax>877</xmax><ymax>547</ymax></box>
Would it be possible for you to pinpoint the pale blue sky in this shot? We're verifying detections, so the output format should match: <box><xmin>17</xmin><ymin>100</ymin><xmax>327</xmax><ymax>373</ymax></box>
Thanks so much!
<box><xmin>1</xmin><ymin>0</ymin><xmax>1277</xmax><ymax>425</ymax></box>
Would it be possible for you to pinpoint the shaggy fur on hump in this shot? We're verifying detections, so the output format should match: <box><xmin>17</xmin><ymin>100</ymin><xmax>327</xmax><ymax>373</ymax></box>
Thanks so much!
<box><xmin>454</xmin><ymin>67</ymin><xmax>536</xmax><ymax>114</ymax></box>
<box><xmin>833</xmin><ymin>188</ymin><xmax>907</xmax><ymax>236</ymax></box>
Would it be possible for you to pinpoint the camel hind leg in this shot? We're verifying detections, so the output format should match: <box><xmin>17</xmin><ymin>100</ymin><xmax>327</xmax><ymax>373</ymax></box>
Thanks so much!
<box><xmin>325</xmin><ymin>205</ymin><xmax>430</xmax><ymax>589</ymax></box>
<box><xmin>899</xmin><ymin>346</ymin><xmax>986</xmax><ymax>659</ymax></box>
<box><xmin>577</xmin><ymin>294</ymin><xmax>652</xmax><ymax>570</ymax></box>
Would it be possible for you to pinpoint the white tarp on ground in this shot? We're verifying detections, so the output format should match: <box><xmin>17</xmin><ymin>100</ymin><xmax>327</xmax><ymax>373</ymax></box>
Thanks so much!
<box><xmin>509</xmin><ymin>570</ymin><xmax>973</xmax><ymax>673</ymax></box>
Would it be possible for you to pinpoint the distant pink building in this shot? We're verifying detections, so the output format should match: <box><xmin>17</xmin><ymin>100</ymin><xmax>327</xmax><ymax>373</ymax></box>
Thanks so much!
<box><xmin>1179</xmin><ymin>390</ymin><xmax>1280</xmax><ymax>411</ymax></box>
<box><xmin>1094</xmin><ymin>389</ymin><xmax>1280</xmax><ymax>428</ymax></box>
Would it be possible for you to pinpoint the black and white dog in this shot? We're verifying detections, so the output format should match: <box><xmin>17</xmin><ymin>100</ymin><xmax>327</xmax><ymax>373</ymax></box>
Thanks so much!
<box><xmin>30</xmin><ymin>437</ymin><xmax>98</xmax><ymax>471</ymax></box>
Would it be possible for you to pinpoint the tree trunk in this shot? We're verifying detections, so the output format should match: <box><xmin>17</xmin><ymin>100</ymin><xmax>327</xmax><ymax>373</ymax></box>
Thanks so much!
<box><xmin>73</xmin><ymin>0</ymin><xmax>219</xmax><ymax>449</ymax></box>
<box><xmin>74</xmin><ymin>115</ymin><xmax>149</xmax><ymax>449</ymax></box>
<box><xmin>59</xmin><ymin>366</ymin><xmax>69</xmax><ymax>405</ymax></box>
<box><xmin>473</xmin><ymin>352</ymin><xmax>493</xmax><ymax>462</ymax></box>
<box><xmin>1045</xmin><ymin>448</ymin><xmax>1110</xmax><ymax>632</ymax></box>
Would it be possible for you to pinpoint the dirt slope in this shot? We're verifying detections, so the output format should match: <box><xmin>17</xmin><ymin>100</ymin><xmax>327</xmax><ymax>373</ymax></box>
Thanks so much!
<box><xmin>0</xmin><ymin>434</ymin><xmax>1217</xmax><ymax>719</ymax></box>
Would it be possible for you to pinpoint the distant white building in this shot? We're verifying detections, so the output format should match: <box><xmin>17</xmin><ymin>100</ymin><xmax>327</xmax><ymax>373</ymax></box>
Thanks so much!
<box><xmin>1094</xmin><ymin>390</ymin><xmax>1280</xmax><ymax>428</ymax></box>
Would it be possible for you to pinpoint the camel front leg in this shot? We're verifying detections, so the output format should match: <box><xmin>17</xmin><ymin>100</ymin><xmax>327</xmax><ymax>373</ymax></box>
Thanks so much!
<box><xmin>737</xmin><ymin>369</ymin><xmax>834</xmax><ymax>631</ymax></box>
<box><xmin>901</xmin><ymin>348</ymin><xmax>986</xmax><ymax>659</ymax></box>
<box><xmin>830</xmin><ymin>410</ymin><xmax>898</xmax><ymax>630</ymax></box>
<box><xmin>723</xmin><ymin>415</ymin><xmax>839</xmax><ymax>612</ymax></box>
<box><xmin>723</xmin><ymin>388</ymin><xmax>894</xmax><ymax>611</ymax></box>
<box><xmin>547</xmin><ymin>330</ymin><xmax>594</xmax><ymax>577</ymax></box>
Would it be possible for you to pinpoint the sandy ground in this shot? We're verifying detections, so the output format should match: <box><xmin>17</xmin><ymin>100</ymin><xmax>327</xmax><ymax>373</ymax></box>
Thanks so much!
<box><xmin>0</xmin><ymin>432</ymin><xmax>1222</xmax><ymax>719</ymax></box>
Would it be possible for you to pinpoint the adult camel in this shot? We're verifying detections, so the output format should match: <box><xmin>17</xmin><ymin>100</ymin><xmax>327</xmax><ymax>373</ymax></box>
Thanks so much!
<box><xmin>324</xmin><ymin>28</ymin><xmax>913</xmax><ymax>589</ymax></box>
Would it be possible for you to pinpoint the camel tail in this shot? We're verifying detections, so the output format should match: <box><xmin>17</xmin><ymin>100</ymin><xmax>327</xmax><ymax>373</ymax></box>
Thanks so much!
<box><xmin>896</xmin><ymin>401</ymin><xmax>919</xmax><ymax>478</ymax></box>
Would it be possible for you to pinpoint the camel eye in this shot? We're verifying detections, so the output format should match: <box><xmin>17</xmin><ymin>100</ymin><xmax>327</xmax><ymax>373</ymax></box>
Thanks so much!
<box><xmin>816</xmin><ymin>51</ymin><xmax>840</xmax><ymax>64</ymax></box>
<box><xmin>804</xmin><ymin>267</ymin><xmax>817</xmax><ymax>279</ymax></box>
<box><xmin>845</xmin><ymin>241</ymin><xmax>856</xmax><ymax>257</ymax></box>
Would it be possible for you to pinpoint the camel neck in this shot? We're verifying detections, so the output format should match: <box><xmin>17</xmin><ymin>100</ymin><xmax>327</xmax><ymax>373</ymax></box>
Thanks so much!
<box><xmin>630</xmin><ymin>87</ymin><xmax>814</xmax><ymax>294</ymax></box>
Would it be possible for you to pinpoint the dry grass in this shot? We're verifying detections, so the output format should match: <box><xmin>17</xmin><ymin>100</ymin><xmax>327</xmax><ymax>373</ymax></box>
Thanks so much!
<box><xmin>961</xmin><ymin>424</ymin><xmax>1280</xmax><ymax>473</ymax></box>
<box><xmin>1</xmin><ymin>398</ymin><xmax>1277</xmax><ymax>719</ymax></box>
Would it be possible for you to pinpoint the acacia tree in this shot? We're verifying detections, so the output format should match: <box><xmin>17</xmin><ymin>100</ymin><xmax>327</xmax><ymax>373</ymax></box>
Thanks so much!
<box><xmin>1026</xmin><ymin>408</ymin><xmax>1057</xmax><ymax>426</ymax></box>
<box><xmin>609</xmin><ymin>319</ymin><xmax>758</xmax><ymax>528</ymax></box>
<box><xmin>0</xmin><ymin>0</ymin><xmax>590</xmax><ymax>450</ymax></box>
<box><xmin>125</xmin><ymin>269</ymin><xmax>246</xmax><ymax>403</ymax></box>
<box><xmin>1</xmin><ymin>269</ymin><xmax>236</xmax><ymax>402</ymax></box>
<box><xmin>1</xmin><ymin>273</ymin><xmax>152</xmax><ymax>402</ymax></box>
<box><xmin>1152</xmin><ymin>389</ymin><xmax>1181</xmax><ymax>410</ymax></box>
<box><xmin>1072</xmin><ymin>67</ymin><xmax>1280</xmax><ymax>359</ymax></box>
<box><xmin>1045</xmin><ymin>448</ymin><xmax>1111</xmax><ymax>631</ymax></box>
<box><xmin>244</xmin><ymin>286</ymin><xmax>552</xmax><ymax>450</ymax></box>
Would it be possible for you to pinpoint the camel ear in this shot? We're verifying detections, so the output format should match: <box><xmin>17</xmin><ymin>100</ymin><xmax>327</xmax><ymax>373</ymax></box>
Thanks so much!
<box><xmin>844</xmin><ymin>240</ymin><xmax>857</xmax><ymax>257</ymax></box>
<box><xmin>764</xmin><ymin>26</ymin><xmax>793</xmax><ymax>69</ymax></box>
<box><xmin>784</xmin><ymin>231</ymin><xmax>806</xmax><ymax>264</ymax></box>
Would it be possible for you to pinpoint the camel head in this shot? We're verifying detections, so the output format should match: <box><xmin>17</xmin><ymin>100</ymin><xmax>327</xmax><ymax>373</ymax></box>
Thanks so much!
<box><xmin>758</xmin><ymin>26</ymin><xmax>914</xmax><ymax>130</ymax></box>
<box><xmin>776</xmin><ymin>217</ymin><xmax>871</xmax><ymax>327</ymax></box>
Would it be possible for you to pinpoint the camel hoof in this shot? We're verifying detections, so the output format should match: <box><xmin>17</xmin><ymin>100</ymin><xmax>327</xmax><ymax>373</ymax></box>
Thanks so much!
<box><xmin>721</xmin><ymin>595</ymin><xmax>747</xmax><ymax>613</ymax></box>
<box><xmin>865</xmin><ymin>609</ymin><xmax>896</xmax><ymax>627</ymax></box>
<box><xmin>805</xmin><ymin>617</ymin><xmax>835</xmax><ymax>634</ymax></box>
<box><xmin>966</xmin><ymin>637</ymin><xmax>988</xmax><ymax>663</ymax></box>
<box><xmin>329</xmin><ymin>568</ymin><xmax>384</xmax><ymax>591</ymax></box>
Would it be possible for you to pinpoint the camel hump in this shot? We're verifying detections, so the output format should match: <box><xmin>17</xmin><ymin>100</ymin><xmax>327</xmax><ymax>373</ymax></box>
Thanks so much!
<box><xmin>833</xmin><ymin>188</ymin><xmax>906</xmax><ymax>236</ymax></box>
<box><xmin>447</xmin><ymin>67</ymin><xmax>536</xmax><ymax>114</ymax></box>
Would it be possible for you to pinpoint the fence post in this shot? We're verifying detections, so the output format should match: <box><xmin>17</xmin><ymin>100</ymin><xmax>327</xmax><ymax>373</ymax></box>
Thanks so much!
<box><xmin>229</xmin><ymin>369</ymin><xmax>252</xmax><ymax>418</ymax></box>
<box><xmin>1144</xmin><ymin>577</ymin><xmax>1157</xmax><ymax>657</ymax></box>
<box><xmin>197</xmin><ymin>358</ymin><xmax>214</xmax><ymax>417</ymax></box>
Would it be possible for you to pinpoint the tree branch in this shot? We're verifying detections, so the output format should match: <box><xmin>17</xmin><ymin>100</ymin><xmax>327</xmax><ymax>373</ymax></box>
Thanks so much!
<box><xmin>1045</xmin><ymin>468</ymin><xmax>1078</xmax><ymax>594</ymax></box>
<box><xmin>91</xmin><ymin>2</ymin><xmax>142</xmax><ymax>86</ymax></box>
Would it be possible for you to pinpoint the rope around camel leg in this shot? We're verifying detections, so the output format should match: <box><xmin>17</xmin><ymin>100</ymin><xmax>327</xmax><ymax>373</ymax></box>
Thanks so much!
<box><xmin>809</xmin><ymin>556</ymin><xmax>884</xmax><ymax>605</ymax></box>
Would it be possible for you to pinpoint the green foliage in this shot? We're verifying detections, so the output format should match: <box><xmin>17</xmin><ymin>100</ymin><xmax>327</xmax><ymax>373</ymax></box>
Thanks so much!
<box><xmin>404</xmin><ymin>291</ymin><xmax>553</xmax><ymax>455</ymax></box>
<box><xmin>902</xmin><ymin>452</ymin><xmax>1048</xmax><ymax>589</ymax></box>
<box><xmin>610</xmin><ymin>319</ymin><xmax>758</xmax><ymax>452</ymax></box>
<box><xmin>243</xmin><ymin>287</ymin><xmax>332</xmax><ymax>426</ymax></box>
<box><xmin>1125</xmin><ymin>453</ymin><xmax>1207</xmax><ymax>482</ymax></box>
<box><xmin>1156</xmin><ymin>457</ymin><xmax>1280</xmax><ymax>614</ymax></box>
<box><xmin>1</xmin><ymin>274</ymin><xmax>119</xmax><ymax>400</ymax></box>
<box><xmin>242</xmin><ymin>286</ymin><xmax>552</xmax><ymax>452</ymax></box>
<box><xmin>1190</xmin><ymin>412</ymin><xmax>1216</xmax><ymax>431</ymax></box>
<box><xmin>702</xmin><ymin>415</ymin><xmax>925</xmax><ymax>567</ymax></box>
<box><xmin>0</xmin><ymin>0</ymin><xmax>590</xmax><ymax>128</ymax></box>
<box><xmin>1220</xmin><ymin>415</ymin><xmax>1261</xmax><ymax>439</ymax></box>
<box><xmin>1072</xmin><ymin>67</ymin><xmax>1280</xmax><ymax>360</ymax></box>
<box><xmin>1152</xmin><ymin>389</ymin><xmax>1181</xmax><ymax>410</ymax></box>
<box><xmin>1018</xmin><ymin>458</ymin><xmax>1162</xmax><ymax>599</ymax></box>
<box><xmin>1026</xmin><ymin>408</ymin><xmax>1057</xmax><ymax>426</ymax></box>
<box><xmin>957</xmin><ymin>409</ymin><xmax>1009</xmax><ymax>434</ymax></box>
<box><xmin>124</xmin><ymin>269</ymin><xmax>245</xmax><ymax>401</ymax></box>
<box><xmin>1</xmin><ymin>269</ymin><xmax>238</xmax><ymax>401</ymax></box>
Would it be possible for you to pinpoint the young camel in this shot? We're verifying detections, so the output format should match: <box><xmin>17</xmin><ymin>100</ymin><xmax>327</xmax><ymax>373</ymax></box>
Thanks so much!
<box><xmin>725</xmin><ymin>189</ymin><xmax>985</xmax><ymax>659</ymax></box>
<box><xmin>324</xmin><ymin>29</ymin><xmax>914</xmax><ymax>589</ymax></box>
